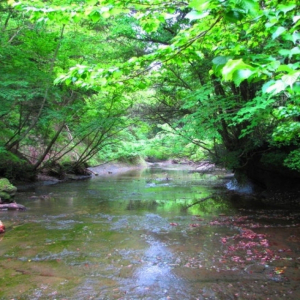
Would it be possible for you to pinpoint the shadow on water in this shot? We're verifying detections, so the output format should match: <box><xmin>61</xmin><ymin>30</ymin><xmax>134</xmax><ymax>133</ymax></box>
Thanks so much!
<box><xmin>1</xmin><ymin>166</ymin><xmax>300</xmax><ymax>299</ymax></box>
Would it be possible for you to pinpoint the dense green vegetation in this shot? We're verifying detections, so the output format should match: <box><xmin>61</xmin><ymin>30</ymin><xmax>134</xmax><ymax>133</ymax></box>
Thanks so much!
<box><xmin>0</xmin><ymin>0</ymin><xmax>299</xmax><ymax>186</ymax></box>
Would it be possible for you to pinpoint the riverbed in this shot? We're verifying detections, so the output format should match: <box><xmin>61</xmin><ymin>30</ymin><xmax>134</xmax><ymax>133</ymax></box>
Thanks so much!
<box><xmin>1</xmin><ymin>165</ymin><xmax>300</xmax><ymax>299</ymax></box>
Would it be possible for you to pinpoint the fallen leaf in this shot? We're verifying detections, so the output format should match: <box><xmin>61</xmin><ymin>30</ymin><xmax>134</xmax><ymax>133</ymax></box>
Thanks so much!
<box><xmin>170</xmin><ymin>223</ymin><xmax>178</xmax><ymax>226</ymax></box>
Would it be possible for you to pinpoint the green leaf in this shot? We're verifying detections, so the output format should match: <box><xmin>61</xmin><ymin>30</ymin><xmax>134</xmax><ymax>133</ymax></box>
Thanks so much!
<box><xmin>97</xmin><ymin>78</ymin><xmax>107</xmax><ymax>86</ymax></box>
<box><xmin>293</xmin><ymin>82</ymin><xmax>300</xmax><ymax>94</ymax></box>
<box><xmin>290</xmin><ymin>47</ymin><xmax>300</xmax><ymax>57</ymax></box>
<box><xmin>279</xmin><ymin>49</ymin><xmax>291</xmax><ymax>57</ymax></box>
<box><xmin>140</xmin><ymin>18</ymin><xmax>161</xmax><ymax>33</ymax></box>
<box><xmin>241</xmin><ymin>0</ymin><xmax>260</xmax><ymax>14</ymax></box>
<box><xmin>222</xmin><ymin>59</ymin><xmax>254</xmax><ymax>83</ymax></box>
<box><xmin>110</xmin><ymin>7</ymin><xmax>128</xmax><ymax>16</ymax></box>
<box><xmin>277</xmin><ymin>4</ymin><xmax>296</xmax><ymax>15</ymax></box>
<box><xmin>225</xmin><ymin>10</ymin><xmax>244</xmax><ymax>23</ymax></box>
<box><xmin>272</xmin><ymin>26</ymin><xmax>286</xmax><ymax>39</ymax></box>
<box><xmin>293</xmin><ymin>16</ymin><xmax>300</xmax><ymax>23</ymax></box>
<box><xmin>263</xmin><ymin>80</ymin><xmax>286</xmax><ymax>95</ymax></box>
<box><xmin>292</xmin><ymin>32</ymin><xmax>300</xmax><ymax>44</ymax></box>
<box><xmin>186</xmin><ymin>10</ymin><xmax>209</xmax><ymax>21</ymax></box>
<box><xmin>212</xmin><ymin>56</ymin><xmax>230</xmax><ymax>66</ymax></box>
<box><xmin>189</xmin><ymin>0</ymin><xmax>210</xmax><ymax>11</ymax></box>
<box><xmin>279</xmin><ymin>47</ymin><xmax>300</xmax><ymax>58</ymax></box>
<box><xmin>277</xmin><ymin>65</ymin><xmax>295</xmax><ymax>73</ymax></box>
<box><xmin>265</xmin><ymin>18</ymin><xmax>278</xmax><ymax>28</ymax></box>
<box><xmin>232</xmin><ymin>69</ymin><xmax>254</xmax><ymax>86</ymax></box>
<box><xmin>89</xmin><ymin>10</ymin><xmax>101</xmax><ymax>22</ymax></box>
<box><xmin>212</xmin><ymin>56</ymin><xmax>231</xmax><ymax>76</ymax></box>
<box><xmin>282</xmin><ymin>72</ymin><xmax>300</xmax><ymax>88</ymax></box>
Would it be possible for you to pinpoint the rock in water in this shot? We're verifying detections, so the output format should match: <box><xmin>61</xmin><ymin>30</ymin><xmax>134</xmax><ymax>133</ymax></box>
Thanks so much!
<box><xmin>0</xmin><ymin>203</ymin><xmax>26</xmax><ymax>211</ymax></box>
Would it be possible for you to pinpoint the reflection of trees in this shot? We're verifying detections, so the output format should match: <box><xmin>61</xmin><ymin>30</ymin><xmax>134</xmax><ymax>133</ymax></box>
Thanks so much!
<box><xmin>126</xmin><ymin>200</ymin><xmax>159</xmax><ymax>211</ymax></box>
<box><xmin>184</xmin><ymin>195</ymin><xmax>217</xmax><ymax>209</ymax></box>
<box><xmin>183</xmin><ymin>195</ymin><xmax>230</xmax><ymax>215</ymax></box>
<box><xmin>197</xmin><ymin>197</ymin><xmax>230</xmax><ymax>214</ymax></box>
<box><xmin>125</xmin><ymin>195</ymin><xmax>230</xmax><ymax>215</ymax></box>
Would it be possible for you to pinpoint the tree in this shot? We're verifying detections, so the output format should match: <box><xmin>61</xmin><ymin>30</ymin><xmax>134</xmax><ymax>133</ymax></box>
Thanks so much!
<box><xmin>2</xmin><ymin>0</ymin><xmax>300</xmax><ymax>186</ymax></box>
<box><xmin>0</xmin><ymin>0</ymin><xmax>147</xmax><ymax>178</ymax></box>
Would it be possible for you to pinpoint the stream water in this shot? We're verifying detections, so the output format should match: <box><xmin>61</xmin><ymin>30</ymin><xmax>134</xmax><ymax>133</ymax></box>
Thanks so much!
<box><xmin>1</xmin><ymin>165</ymin><xmax>300</xmax><ymax>300</ymax></box>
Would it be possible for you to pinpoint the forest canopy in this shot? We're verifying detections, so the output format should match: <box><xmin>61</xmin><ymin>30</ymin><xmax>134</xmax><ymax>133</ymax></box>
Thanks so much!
<box><xmin>0</xmin><ymin>0</ymin><xmax>299</xmax><ymax>185</ymax></box>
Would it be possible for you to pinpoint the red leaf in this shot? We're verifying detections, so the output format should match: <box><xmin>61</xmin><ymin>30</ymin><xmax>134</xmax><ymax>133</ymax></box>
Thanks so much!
<box><xmin>170</xmin><ymin>223</ymin><xmax>178</xmax><ymax>226</ymax></box>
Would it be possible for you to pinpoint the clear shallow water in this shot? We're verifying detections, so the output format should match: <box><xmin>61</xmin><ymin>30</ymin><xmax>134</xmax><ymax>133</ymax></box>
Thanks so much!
<box><xmin>1</xmin><ymin>166</ymin><xmax>300</xmax><ymax>299</ymax></box>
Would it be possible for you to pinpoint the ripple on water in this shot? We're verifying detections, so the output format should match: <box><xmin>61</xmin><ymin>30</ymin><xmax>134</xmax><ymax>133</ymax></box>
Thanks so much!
<box><xmin>44</xmin><ymin>219</ymin><xmax>83</xmax><ymax>230</ymax></box>
<box><xmin>110</xmin><ymin>213</ymin><xmax>171</xmax><ymax>233</ymax></box>
<box><xmin>19</xmin><ymin>248</ymin><xmax>80</xmax><ymax>262</ymax></box>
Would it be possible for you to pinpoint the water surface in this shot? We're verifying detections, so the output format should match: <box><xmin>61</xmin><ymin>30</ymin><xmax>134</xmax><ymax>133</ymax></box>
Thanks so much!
<box><xmin>1</xmin><ymin>166</ymin><xmax>300</xmax><ymax>299</ymax></box>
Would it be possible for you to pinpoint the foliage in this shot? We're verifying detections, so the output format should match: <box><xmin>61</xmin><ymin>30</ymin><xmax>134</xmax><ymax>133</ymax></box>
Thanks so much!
<box><xmin>284</xmin><ymin>149</ymin><xmax>300</xmax><ymax>171</ymax></box>
<box><xmin>1</xmin><ymin>0</ymin><xmax>300</xmax><ymax>181</ymax></box>
<box><xmin>0</xmin><ymin>150</ymin><xmax>34</xmax><ymax>181</ymax></box>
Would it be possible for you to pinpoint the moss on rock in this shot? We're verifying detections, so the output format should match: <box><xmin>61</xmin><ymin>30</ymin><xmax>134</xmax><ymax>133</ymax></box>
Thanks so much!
<box><xmin>0</xmin><ymin>178</ymin><xmax>17</xmax><ymax>202</ymax></box>
<box><xmin>0</xmin><ymin>191</ymin><xmax>11</xmax><ymax>201</ymax></box>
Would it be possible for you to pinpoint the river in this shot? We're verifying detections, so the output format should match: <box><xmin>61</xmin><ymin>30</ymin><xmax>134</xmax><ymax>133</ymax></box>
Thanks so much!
<box><xmin>0</xmin><ymin>164</ymin><xmax>300</xmax><ymax>299</ymax></box>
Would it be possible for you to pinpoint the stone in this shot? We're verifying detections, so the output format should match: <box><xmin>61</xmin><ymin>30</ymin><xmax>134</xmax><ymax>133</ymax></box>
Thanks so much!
<box><xmin>0</xmin><ymin>203</ymin><xmax>26</xmax><ymax>211</ymax></box>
